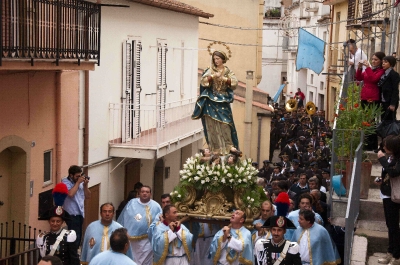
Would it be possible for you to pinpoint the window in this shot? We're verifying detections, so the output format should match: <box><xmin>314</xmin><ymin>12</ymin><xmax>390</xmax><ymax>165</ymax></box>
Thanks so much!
<box><xmin>323</xmin><ymin>31</ymin><xmax>327</xmax><ymax>43</ymax></box>
<box><xmin>310</xmin><ymin>74</ymin><xmax>314</xmax><ymax>84</ymax></box>
<box><xmin>43</xmin><ymin>150</ymin><xmax>52</xmax><ymax>183</ymax></box>
<box><xmin>123</xmin><ymin>38</ymin><xmax>142</xmax><ymax>142</ymax></box>
<box><xmin>320</xmin><ymin>81</ymin><xmax>324</xmax><ymax>90</ymax></box>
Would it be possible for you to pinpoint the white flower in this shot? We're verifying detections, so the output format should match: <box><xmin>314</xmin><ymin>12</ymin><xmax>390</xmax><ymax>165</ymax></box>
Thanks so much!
<box><xmin>178</xmin><ymin>194</ymin><xmax>181</xmax><ymax>198</ymax></box>
<box><xmin>175</xmin><ymin>191</ymin><xmax>178</xmax><ymax>194</ymax></box>
<box><xmin>183</xmin><ymin>164</ymin><xmax>188</xmax><ymax>169</ymax></box>
<box><xmin>194</xmin><ymin>176</ymin><xmax>200</xmax><ymax>181</ymax></box>
<box><xmin>248</xmin><ymin>205</ymin><xmax>251</xmax><ymax>208</ymax></box>
<box><xmin>197</xmin><ymin>171</ymin><xmax>202</xmax><ymax>175</ymax></box>
<box><xmin>170</xmin><ymin>192</ymin><xmax>173</xmax><ymax>196</ymax></box>
<box><xmin>196</xmin><ymin>165</ymin><xmax>200</xmax><ymax>170</ymax></box>
<box><xmin>179</xmin><ymin>170</ymin><xmax>184</xmax><ymax>174</ymax></box>
<box><xmin>201</xmin><ymin>180</ymin><xmax>205</xmax><ymax>184</ymax></box>
<box><xmin>195</xmin><ymin>153</ymin><xmax>200</xmax><ymax>158</ymax></box>
<box><xmin>229</xmin><ymin>179</ymin><xmax>234</xmax><ymax>183</ymax></box>
<box><xmin>251</xmin><ymin>198</ymin><xmax>254</xmax><ymax>202</ymax></box>
<box><xmin>205</xmin><ymin>177</ymin><xmax>210</xmax><ymax>182</ymax></box>
<box><xmin>224</xmin><ymin>169</ymin><xmax>228</xmax><ymax>174</ymax></box>
<box><xmin>217</xmin><ymin>164</ymin><xmax>221</xmax><ymax>169</ymax></box>
<box><xmin>181</xmin><ymin>175</ymin><xmax>187</xmax><ymax>180</ymax></box>
<box><xmin>248</xmin><ymin>176</ymin><xmax>252</xmax><ymax>180</ymax></box>
<box><xmin>247</xmin><ymin>196</ymin><xmax>250</xmax><ymax>200</ymax></box>
<box><xmin>216</xmin><ymin>171</ymin><xmax>220</xmax><ymax>176</ymax></box>
<box><xmin>234</xmin><ymin>175</ymin><xmax>238</xmax><ymax>178</ymax></box>
<box><xmin>247</xmin><ymin>158</ymin><xmax>252</xmax><ymax>163</ymax></box>
<box><xmin>221</xmin><ymin>178</ymin><xmax>226</xmax><ymax>183</ymax></box>
<box><xmin>243</xmin><ymin>178</ymin><xmax>247</xmax><ymax>183</ymax></box>
<box><xmin>227</xmin><ymin>173</ymin><xmax>232</xmax><ymax>178</ymax></box>
<box><xmin>214</xmin><ymin>177</ymin><xmax>218</xmax><ymax>181</ymax></box>
<box><xmin>238</xmin><ymin>179</ymin><xmax>242</xmax><ymax>183</ymax></box>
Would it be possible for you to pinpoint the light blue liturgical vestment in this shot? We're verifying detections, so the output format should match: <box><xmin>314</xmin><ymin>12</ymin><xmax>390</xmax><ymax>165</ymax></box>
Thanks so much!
<box><xmin>81</xmin><ymin>220</ymin><xmax>133</xmax><ymax>263</ymax></box>
<box><xmin>209</xmin><ymin>226</ymin><xmax>253</xmax><ymax>265</ymax></box>
<box><xmin>285</xmin><ymin>209</ymin><xmax>324</xmax><ymax>240</ymax></box>
<box><xmin>291</xmin><ymin>223</ymin><xmax>341</xmax><ymax>265</ymax></box>
<box><xmin>117</xmin><ymin>198</ymin><xmax>162</xmax><ymax>265</ymax></box>
<box><xmin>151</xmin><ymin>222</ymin><xmax>193</xmax><ymax>265</ymax></box>
<box><xmin>89</xmin><ymin>250</ymin><xmax>137</xmax><ymax>265</ymax></box>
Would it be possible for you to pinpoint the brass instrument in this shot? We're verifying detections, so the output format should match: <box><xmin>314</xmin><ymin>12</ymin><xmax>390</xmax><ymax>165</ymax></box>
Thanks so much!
<box><xmin>285</xmin><ymin>99</ymin><xmax>298</xmax><ymax>112</ymax></box>
<box><xmin>306</xmin><ymin>101</ymin><xmax>316</xmax><ymax>116</ymax></box>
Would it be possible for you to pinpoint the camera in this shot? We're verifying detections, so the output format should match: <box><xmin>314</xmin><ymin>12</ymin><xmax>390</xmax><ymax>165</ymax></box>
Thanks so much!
<box><xmin>375</xmin><ymin>177</ymin><xmax>382</xmax><ymax>183</ymax></box>
<box><xmin>82</xmin><ymin>174</ymin><xmax>90</xmax><ymax>180</ymax></box>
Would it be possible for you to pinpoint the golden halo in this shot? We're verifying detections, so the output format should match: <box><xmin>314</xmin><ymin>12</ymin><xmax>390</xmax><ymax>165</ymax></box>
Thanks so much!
<box><xmin>207</xmin><ymin>41</ymin><xmax>232</xmax><ymax>60</ymax></box>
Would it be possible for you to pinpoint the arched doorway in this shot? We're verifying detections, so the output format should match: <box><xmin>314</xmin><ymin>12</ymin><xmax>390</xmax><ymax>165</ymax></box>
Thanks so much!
<box><xmin>153</xmin><ymin>159</ymin><xmax>164</xmax><ymax>204</ymax></box>
<box><xmin>0</xmin><ymin>146</ymin><xmax>28</xmax><ymax>224</ymax></box>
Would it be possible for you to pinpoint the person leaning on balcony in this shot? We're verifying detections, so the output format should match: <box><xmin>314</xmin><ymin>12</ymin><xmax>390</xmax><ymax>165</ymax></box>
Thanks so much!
<box><xmin>376</xmin><ymin>135</ymin><xmax>400</xmax><ymax>265</ymax></box>
<box><xmin>192</xmin><ymin>50</ymin><xmax>241</xmax><ymax>156</ymax></box>
<box><xmin>347</xmin><ymin>39</ymin><xmax>368</xmax><ymax>80</ymax></box>
<box><xmin>379</xmin><ymin>56</ymin><xmax>400</xmax><ymax>121</ymax></box>
<box><xmin>355</xmin><ymin>51</ymin><xmax>385</xmax><ymax>151</ymax></box>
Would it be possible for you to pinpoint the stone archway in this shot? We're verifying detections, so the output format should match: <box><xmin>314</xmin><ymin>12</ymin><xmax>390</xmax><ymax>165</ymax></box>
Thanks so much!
<box><xmin>0</xmin><ymin>136</ymin><xmax>31</xmax><ymax>225</ymax></box>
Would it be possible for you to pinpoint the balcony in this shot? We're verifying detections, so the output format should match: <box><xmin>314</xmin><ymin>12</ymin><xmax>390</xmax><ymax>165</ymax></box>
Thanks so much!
<box><xmin>109</xmin><ymin>98</ymin><xmax>204</xmax><ymax>159</ymax></box>
<box><xmin>347</xmin><ymin>0</ymin><xmax>390</xmax><ymax>29</ymax></box>
<box><xmin>0</xmin><ymin>0</ymin><xmax>100</xmax><ymax>69</ymax></box>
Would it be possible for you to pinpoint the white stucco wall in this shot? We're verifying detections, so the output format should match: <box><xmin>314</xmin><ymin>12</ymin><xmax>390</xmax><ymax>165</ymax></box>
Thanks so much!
<box><xmin>86</xmin><ymin>2</ymin><xmax>201</xmax><ymax>208</ymax></box>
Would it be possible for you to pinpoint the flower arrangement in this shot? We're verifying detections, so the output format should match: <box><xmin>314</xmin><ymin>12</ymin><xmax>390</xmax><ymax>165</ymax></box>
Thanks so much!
<box><xmin>334</xmin><ymin>81</ymin><xmax>383</xmax><ymax>159</ymax></box>
<box><xmin>171</xmin><ymin>154</ymin><xmax>263</xmax><ymax>209</ymax></box>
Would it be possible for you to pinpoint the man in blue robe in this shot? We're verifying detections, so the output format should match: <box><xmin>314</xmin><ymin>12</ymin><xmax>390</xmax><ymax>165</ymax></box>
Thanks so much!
<box><xmin>286</xmin><ymin>193</ymin><xmax>323</xmax><ymax>240</ymax></box>
<box><xmin>81</xmin><ymin>203</ymin><xmax>133</xmax><ymax>263</ymax></box>
<box><xmin>193</xmin><ymin>222</ymin><xmax>220</xmax><ymax>265</ymax></box>
<box><xmin>117</xmin><ymin>186</ymin><xmax>162</xmax><ymax>265</ymax></box>
<box><xmin>291</xmin><ymin>209</ymin><xmax>341</xmax><ymax>265</ymax></box>
<box><xmin>89</xmin><ymin>228</ymin><xmax>137</xmax><ymax>265</ymax></box>
<box><xmin>151</xmin><ymin>205</ymin><xmax>193</xmax><ymax>265</ymax></box>
<box><xmin>209</xmin><ymin>210</ymin><xmax>253</xmax><ymax>265</ymax></box>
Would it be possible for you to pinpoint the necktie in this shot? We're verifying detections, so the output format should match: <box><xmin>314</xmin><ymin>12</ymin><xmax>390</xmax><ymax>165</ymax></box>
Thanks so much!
<box><xmin>101</xmin><ymin>226</ymin><xmax>110</xmax><ymax>252</ymax></box>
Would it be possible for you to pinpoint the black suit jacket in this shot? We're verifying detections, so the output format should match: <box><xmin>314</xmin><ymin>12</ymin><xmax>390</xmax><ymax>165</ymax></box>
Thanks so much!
<box><xmin>380</xmin><ymin>69</ymin><xmax>400</xmax><ymax>107</ymax></box>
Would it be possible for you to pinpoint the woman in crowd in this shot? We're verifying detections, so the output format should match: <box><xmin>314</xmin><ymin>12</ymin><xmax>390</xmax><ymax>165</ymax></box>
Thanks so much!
<box><xmin>355</xmin><ymin>51</ymin><xmax>386</xmax><ymax>150</ymax></box>
<box><xmin>376</xmin><ymin>135</ymin><xmax>400</xmax><ymax>265</ymax></box>
<box><xmin>379</xmin><ymin>56</ymin><xmax>400</xmax><ymax>121</ymax></box>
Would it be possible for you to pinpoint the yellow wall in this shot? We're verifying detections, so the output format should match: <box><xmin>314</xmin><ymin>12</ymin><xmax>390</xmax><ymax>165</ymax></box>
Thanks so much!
<box><xmin>179</xmin><ymin>0</ymin><xmax>264</xmax><ymax>84</ymax></box>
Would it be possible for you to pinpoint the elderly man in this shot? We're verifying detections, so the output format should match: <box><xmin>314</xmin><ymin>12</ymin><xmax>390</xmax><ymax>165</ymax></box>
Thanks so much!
<box><xmin>81</xmin><ymin>203</ymin><xmax>133</xmax><ymax>263</ymax></box>
<box><xmin>151</xmin><ymin>205</ymin><xmax>193</xmax><ymax>265</ymax></box>
<box><xmin>117</xmin><ymin>185</ymin><xmax>162</xmax><ymax>265</ymax></box>
<box><xmin>254</xmin><ymin>194</ymin><xmax>301</xmax><ymax>265</ymax></box>
<box><xmin>89</xmin><ymin>228</ymin><xmax>137</xmax><ymax>265</ymax></box>
<box><xmin>291</xmin><ymin>209</ymin><xmax>341</xmax><ymax>265</ymax></box>
<box><xmin>209</xmin><ymin>210</ymin><xmax>253</xmax><ymax>265</ymax></box>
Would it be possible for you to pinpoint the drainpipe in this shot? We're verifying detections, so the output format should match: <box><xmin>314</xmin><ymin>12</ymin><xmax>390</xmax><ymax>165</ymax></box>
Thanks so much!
<box><xmin>326</xmin><ymin>5</ymin><xmax>334</xmax><ymax>121</ymax></box>
<box><xmin>243</xmin><ymin>71</ymin><xmax>254</xmax><ymax>157</ymax></box>
<box><xmin>56</xmin><ymin>72</ymin><xmax>62</xmax><ymax>182</ymax></box>
<box><xmin>257</xmin><ymin>115</ymin><xmax>262</xmax><ymax>165</ymax></box>
<box><xmin>83</xmin><ymin>71</ymin><xmax>89</xmax><ymax>175</ymax></box>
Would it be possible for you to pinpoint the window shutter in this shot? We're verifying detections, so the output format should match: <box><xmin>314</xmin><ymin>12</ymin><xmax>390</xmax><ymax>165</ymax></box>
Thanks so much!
<box><xmin>157</xmin><ymin>40</ymin><xmax>167</xmax><ymax>128</ymax></box>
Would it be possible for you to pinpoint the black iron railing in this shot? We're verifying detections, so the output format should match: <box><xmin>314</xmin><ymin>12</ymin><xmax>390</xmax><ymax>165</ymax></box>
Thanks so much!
<box><xmin>0</xmin><ymin>221</ymin><xmax>40</xmax><ymax>260</ymax></box>
<box><xmin>0</xmin><ymin>0</ymin><xmax>101</xmax><ymax>66</ymax></box>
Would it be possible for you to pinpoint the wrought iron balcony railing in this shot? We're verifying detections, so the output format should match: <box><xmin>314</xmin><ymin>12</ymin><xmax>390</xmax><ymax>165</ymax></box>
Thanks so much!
<box><xmin>0</xmin><ymin>0</ymin><xmax>101</xmax><ymax>66</ymax></box>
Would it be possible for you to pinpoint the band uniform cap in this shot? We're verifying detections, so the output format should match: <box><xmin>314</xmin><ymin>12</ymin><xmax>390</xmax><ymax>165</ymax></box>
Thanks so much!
<box><xmin>261</xmin><ymin>216</ymin><xmax>297</xmax><ymax>229</ymax></box>
<box><xmin>322</xmin><ymin>168</ymin><xmax>330</xmax><ymax>173</ymax></box>
<box><xmin>292</xmin><ymin>159</ymin><xmax>300</xmax><ymax>164</ymax></box>
<box><xmin>310</xmin><ymin>162</ymin><xmax>318</xmax><ymax>167</ymax></box>
<box><xmin>263</xmin><ymin>160</ymin><xmax>272</xmax><ymax>164</ymax></box>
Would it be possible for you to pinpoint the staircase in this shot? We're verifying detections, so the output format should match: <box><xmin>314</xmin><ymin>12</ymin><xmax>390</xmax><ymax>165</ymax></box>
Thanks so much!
<box><xmin>331</xmin><ymin>150</ymin><xmax>389</xmax><ymax>265</ymax></box>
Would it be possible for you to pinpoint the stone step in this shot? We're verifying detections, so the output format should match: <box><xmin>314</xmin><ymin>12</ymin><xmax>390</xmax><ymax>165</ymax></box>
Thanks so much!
<box><xmin>355</xmin><ymin>229</ymin><xmax>388</xmax><ymax>256</ymax></box>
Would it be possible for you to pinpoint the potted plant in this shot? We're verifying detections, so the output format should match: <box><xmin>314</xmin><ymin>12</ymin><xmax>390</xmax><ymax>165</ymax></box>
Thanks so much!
<box><xmin>333</xmin><ymin>82</ymin><xmax>383</xmax><ymax>198</ymax></box>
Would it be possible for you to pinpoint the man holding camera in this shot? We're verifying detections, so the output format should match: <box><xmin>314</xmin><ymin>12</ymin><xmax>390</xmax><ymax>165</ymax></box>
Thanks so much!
<box><xmin>62</xmin><ymin>165</ymin><xmax>91</xmax><ymax>247</ymax></box>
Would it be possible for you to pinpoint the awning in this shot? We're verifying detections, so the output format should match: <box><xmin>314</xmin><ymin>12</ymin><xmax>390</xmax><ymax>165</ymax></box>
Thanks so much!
<box><xmin>273</xmin><ymin>84</ymin><xmax>286</xmax><ymax>103</ymax></box>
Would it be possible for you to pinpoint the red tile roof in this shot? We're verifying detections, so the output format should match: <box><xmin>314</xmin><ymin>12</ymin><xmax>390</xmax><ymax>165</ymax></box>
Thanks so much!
<box><xmin>128</xmin><ymin>0</ymin><xmax>213</xmax><ymax>18</ymax></box>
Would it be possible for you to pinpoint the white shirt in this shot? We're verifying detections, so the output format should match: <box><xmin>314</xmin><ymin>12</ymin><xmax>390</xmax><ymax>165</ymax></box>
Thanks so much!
<box><xmin>218</xmin><ymin>237</ymin><xmax>243</xmax><ymax>265</ymax></box>
<box><xmin>349</xmin><ymin>48</ymin><xmax>368</xmax><ymax>72</ymax></box>
<box><xmin>299</xmin><ymin>229</ymin><xmax>310</xmax><ymax>263</ymax></box>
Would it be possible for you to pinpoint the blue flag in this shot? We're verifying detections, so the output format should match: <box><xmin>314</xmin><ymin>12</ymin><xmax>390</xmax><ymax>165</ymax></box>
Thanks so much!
<box><xmin>296</xmin><ymin>28</ymin><xmax>325</xmax><ymax>74</ymax></box>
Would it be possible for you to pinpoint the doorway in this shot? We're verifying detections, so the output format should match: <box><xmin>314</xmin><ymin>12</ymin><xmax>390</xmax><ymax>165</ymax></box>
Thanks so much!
<box><xmin>83</xmin><ymin>184</ymin><xmax>100</xmax><ymax>237</ymax></box>
<box><xmin>0</xmin><ymin>147</ymin><xmax>27</xmax><ymax>224</ymax></box>
<box><xmin>153</xmin><ymin>159</ymin><xmax>164</xmax><ymax>204</ymax></box>
<box><xmin>125</xmin><ymin>159</ymin><xmax>141</xmax><ymax>198</ymax></box>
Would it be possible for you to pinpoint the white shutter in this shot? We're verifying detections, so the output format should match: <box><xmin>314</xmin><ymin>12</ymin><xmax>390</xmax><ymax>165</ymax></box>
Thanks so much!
<box><xmin>133</xmin><ymin>41</ymin><xmax>142</xmax><ymax>138</ymax></box>
<box><xmin>122</xmin><ymin>40</ymin><xmax>133</xmax><ymax>143</ymax></box>
<box><xmin>157</xmin><ymin>40</ymin><xmax>167</xmax><ymax>128</ymax></box>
